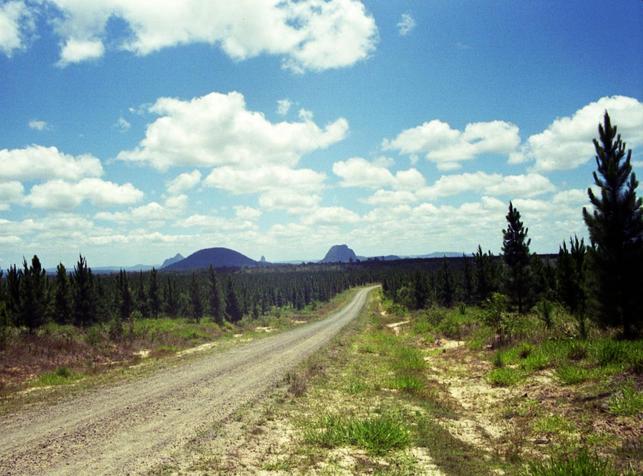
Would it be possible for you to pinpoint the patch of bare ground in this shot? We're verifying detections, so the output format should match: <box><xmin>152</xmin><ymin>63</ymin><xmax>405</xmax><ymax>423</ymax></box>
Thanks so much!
<box><xmin>424</xmin><ymin>337</ymin><xmax>642</xmax><ymax>471</ymax></box>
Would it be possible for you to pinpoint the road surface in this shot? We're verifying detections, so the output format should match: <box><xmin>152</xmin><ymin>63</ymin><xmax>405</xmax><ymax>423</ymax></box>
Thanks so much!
<box><xmin>0</xmin><ymin>286</ymin><xmax>376</xmax><ymax>475</ymax></box>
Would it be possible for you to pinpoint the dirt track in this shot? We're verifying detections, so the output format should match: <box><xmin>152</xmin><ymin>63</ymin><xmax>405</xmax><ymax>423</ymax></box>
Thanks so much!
<box><xmin>0</xmin><ymin>287</ymin><xmax>375</xmax><ymax>475</ymax></box>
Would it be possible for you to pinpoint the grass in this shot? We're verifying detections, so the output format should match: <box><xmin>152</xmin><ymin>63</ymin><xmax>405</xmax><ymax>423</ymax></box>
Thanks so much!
<box><xmin>608</xmin><ymin>381</ymin><xmax>643</xmax><ymax>416</ymax></box>
<box><xmin>532</xmin><ymin>415</ymin><xmax>575</xmax><ymax>435</ymax></box>
<box><xmin>522</xmin><ymin>449</ymin><xmax>621</xmax><ymax>476</ymax></box>
<box><xmin>30</xmin><ymin>366</ymin><xmax>83</xmax><ymax>387</ymax></box>
<box><xmin>303</xmin><ymin>413</ymin><xmax>411</xmax><ymax>455</ymax></box>
<box><xmin>487</xmin><ymin>367</ymin><xmax>525</xmax><ymax>386</ymax></box>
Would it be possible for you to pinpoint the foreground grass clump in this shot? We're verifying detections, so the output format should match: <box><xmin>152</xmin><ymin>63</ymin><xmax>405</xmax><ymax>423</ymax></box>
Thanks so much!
<box><xmin>523</xmin><ymin>449</ymin><xmax>621</xmax><ymax>476</ymax></box>
<box><xmin>488</xmin><ymin>367</ymin><xmax>524</xmax><ymax>387</ymax></box>
<box><xmin>30</xmin><ymin>366</ymin><xmax>82</xmax><ymax>387</ymax></box>
<box><xmin>303</xmin><ymin>413</ymin><xmax>410</xmax><ymax>455</ymax></box>
<box><xmin>608</xmin><ymin>381</ymin><xmax>643</xmax><ymax>416</ymax></box>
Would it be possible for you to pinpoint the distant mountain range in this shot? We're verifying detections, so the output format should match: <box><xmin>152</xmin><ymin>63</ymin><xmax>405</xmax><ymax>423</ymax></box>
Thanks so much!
<box><xmin>163</xmin><ymin>247</ymin><xmax>257</xmax><ymax>271</ymax></box>
<box><xmin>44</xmin><ymin>246</ymin><xmax>468</xmax><ymax>274</ymax></box>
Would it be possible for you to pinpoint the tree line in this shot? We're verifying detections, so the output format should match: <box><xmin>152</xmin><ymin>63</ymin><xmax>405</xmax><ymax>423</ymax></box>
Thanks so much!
<box><xmin>383</xmin><ymin>113</ymin><xmax>642</xmax><ymax>339</ymax></box>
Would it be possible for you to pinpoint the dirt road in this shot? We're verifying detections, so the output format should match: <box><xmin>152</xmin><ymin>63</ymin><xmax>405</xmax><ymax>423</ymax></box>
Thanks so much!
<box><xmin>0</xmin><ymin>286</ymin><xmax>376</xmax><ymax>475</ymax></box>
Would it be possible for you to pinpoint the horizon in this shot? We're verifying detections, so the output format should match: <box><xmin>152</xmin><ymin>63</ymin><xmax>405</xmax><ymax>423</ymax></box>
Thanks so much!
<box><xmin>1</xmin><ymin>1</ymin><xmax>642</xmax><ymax>267</ymax></box>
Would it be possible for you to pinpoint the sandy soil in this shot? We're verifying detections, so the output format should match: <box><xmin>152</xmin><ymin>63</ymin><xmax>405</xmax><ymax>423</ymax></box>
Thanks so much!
<box><xmin>0</xmin><ymin>287</ymin><xmax>376</xmax><ymax>475</ymax></box>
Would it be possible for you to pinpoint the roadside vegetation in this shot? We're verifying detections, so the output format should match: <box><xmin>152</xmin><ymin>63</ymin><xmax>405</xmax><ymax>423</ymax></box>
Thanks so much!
<box><xmin>0</xmin><ymin>286</ymin><xmax>358</xmax><ymax>397</ymax></box>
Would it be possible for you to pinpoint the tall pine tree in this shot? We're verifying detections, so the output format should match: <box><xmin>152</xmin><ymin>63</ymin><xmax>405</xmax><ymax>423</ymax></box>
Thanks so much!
<box><xmin>189</xmin><ymin>273</ymin><xmax>203</xmax><ymax>322</ymax></box>
<box><xmin>20</xmin><ymin>256</ymin><xmax>48</xmax><ymax>331</ymax></box>
<box><xmin>225</xmin><ymin>279</ymin><xmax>242</xmax><ymax>323</ymax></box>
<box><xmin>207</xmin><ymin>266</ymin><xmax>225</xmax><ymax>325</ymax></box>
<box><xmin>148</xmin><ymin>268</ymin><xmax>161</xmax><ymax>318</ymax></box>
<box><xmin>583</xmin><ymin>112</ymin><xmax>643</xmax><ymax>338</ymax></box>
<box><xmin>73</xmin><ymin>255</ymin><xmax>95</xmax><ymax>326</ymax></box>
<box><xmin>54</xmin><ymin>263</ymin><xmax>72</xmax><ymax>324</ymax></box>
<box><xmin>117</xmin><ymin>270</ymin><xmax>133</xmax><ymax>321</ymax></box>
<box><xmin>502</xmin><ymin>202</ymin><xmax>533</xmax><ymax>313</ymax></box>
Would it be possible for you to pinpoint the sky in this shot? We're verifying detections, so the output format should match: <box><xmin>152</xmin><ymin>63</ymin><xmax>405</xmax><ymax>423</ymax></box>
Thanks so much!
<box><xmin>0</xmin><ymin>0</ymin><xmax>642</xmax><ymax>267</ymax></box>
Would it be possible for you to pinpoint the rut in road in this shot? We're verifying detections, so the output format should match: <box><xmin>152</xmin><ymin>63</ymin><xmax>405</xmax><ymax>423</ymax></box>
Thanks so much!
<box><xmin>0</xmin><ymin>286</ymin><xmax>376</xmax><ymax>475</ymax></box>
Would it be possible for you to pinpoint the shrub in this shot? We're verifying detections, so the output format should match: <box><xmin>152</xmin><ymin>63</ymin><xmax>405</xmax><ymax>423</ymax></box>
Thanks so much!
<box><xmin>567</xmin><ymin>341</ymin><xmax>588</xmax><ymax>361</ymax></box>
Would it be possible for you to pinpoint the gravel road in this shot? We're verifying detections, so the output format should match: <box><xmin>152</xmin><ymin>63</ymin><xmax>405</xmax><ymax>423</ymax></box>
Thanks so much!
<box><xmin>0</xmin><ymin>286</ymin><xmax>376</xmax><ymax>475</ymax></box>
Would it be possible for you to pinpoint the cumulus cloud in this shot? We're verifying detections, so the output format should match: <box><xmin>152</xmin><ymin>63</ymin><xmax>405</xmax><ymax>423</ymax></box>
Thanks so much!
<box><xmin>58</xmin><ymin>38</ymin><xmax>104</xmax><ymax>66</ymax></box>
<box><xmin>28</xmin><ymin>120</ymin><xmax>49</xmax><ymax>131</ymax></box>
<box><xmin>25</xmin><ymin>178</ymin><xmax>143</xmax><ymax>210</ymax></box>
<box><xmin>301</xmin><ymin>206</ymin><xmax>360</xmax><ymax>225</ymax></box>
<box><xmin>397</xmin><ymin>13</ymin><xmax>415</xmax><ymax>36</ymax></box>
<box><xmin>0</xmin><ymin>145</ymin><xmax>103</xmax><ymax>181</ymax></box>
<box><xmin>0</xmin><ymin>0</ymin><xmax>33</xmax><ymax>57</ymax></box>
<box><xmin>419</xmin><ymin>172</ymin><xmax>555</xmax><ymax>200</ymax></box>
<box><xmin>258</xmin><ymin>189</ymin><xmax>322</xmax><ymax>214</ymax></box>
<box><xmin>332</xmin><ymin>157</ymin><xmax>425</xmax><ymax>190</ymax></box>
<box><xmin>205</xmin><ymin>165</ymin><xmax>325</xmax><ymax>195</ymax></box>
<box><xmin>276</xmin><ymin>98</ymin><xmax>292</xmax><ymax>116</ymax></box>
<box><xmin>511</xmin><ymin>96</ymin><xmax>643</xmax><ymax>171</ymax></box>
<box><xmin>167</xmin><ymin>170</ymin><xmax>202</xmax><ymax>195</ymax></box>
<box><xmin>0</xmin><ymin>181</ymin><xmax>24</xmax><ymax>210</ymax></box>
<box><xmin>235</xmin><ymin>206</ymin><xmax>262</xmax><ymax>221</ymax></box>
<box><xmin>118</xmin><ymin>91</ymin><xmax>348</xmax><ymax>171</ymax></box>
<box><xmin>42</xmin><ymin>0</ymin><xmax>377</xmax><ymax>72</ymax></box>
<box><xmin>383</xmin><ymin>119</ymin><xmax>520</xmax><ymax>170</ymax></box>
<box><xmin>95</xmin><ymin>195</ymin><xmax>186</xmax><ymax>224</ymax></box>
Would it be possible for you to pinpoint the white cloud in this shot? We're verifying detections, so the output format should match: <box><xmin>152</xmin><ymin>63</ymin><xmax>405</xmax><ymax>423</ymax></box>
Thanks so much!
<box><xmin>301</xmin><ymin>206</ymin><xmax>360</xmax><ymax>225</ymax></box>
<box><xmin>42</xmin><ymin>0</ymin><xmax>377</xmax><ymax>72</ymax></box>
<box><xmin>166</xmin><ymin>170</ymin><xmax>202</xmax><ymax>195</ymax></box>
<box><xmin>276</xmin><ymin>98</ymin><xmax>292</xmax><ymax>116</ymax></box>
<box><xmin>25</xmin><ymin>178</ymin><xmax>143</xmax><ymax>210</ymax></box>
<box><xmin>118</xmin><ymin>91</ymin><xmax>348</xmax><ymax>171</ymax></box>
<box><xmin>421</xmin><ymin>172</ymin><xmax>554</xmax><ymax>199</ymax></box>
<box><xmin>0</xmin><ymin>145</ymin><xmax>103</xmax><ymax>181</ymax></box>
<box><xmin>258</xmin><ymin>189</ymin><xmax>321</xmax><ymax>214</ymax></box>
<box><xmin>362</xmin><ymin>189</ymin><xmax>417</xmax><ymax>206</ymax></box>
<box><xmin>95</xmin><ymin>194</ymin><xmax>185</xmax><ymax>224</ymax></box>
<box><xmin>28</xmin><ymin>120</ymin><xmax>49</xmax><ymax>131</ymax></box>
<box><xmin>513</xmin><ymin>96</ymin><xmax>643</xmax><ymax>171</ymax></box>
<box><xmin>384</xmin><ymin>119</ymin><xmax>520</xmax><ymax>170</ymax></box>
<box><xmin>332</xmin><ymin>157</ymin><xmax>425</xmax><ymax>190</ymax></box>
<box><xmin>235</xmin><ymin>206</ymin><xmax>262</xmax><ymax>221</ymax></box>
<box><xmin>0</xmin><ymin>181</ymin><xmax>24</xmax><ymax>210</ymax></box>
<box><xmin>0</xmin><ymin>0</ymin><xmax>33</xmax><ymax>57</ymax></box>
<box><xmin>115</xmin><ymin>117</ymin><xmax>131</xmax><ymax>132</ymax></box>
<box><xmin>57</xmin><ymin>38</ymin><xmax>104</xmax><ymax>66</ymax></box>
<box><xmin>397</xmin><ymin>13</ymin><xmax>415</xmax><ymax>36</ymax></box>
<box><xmin>205</xmin><ymin>165</ymin><xmax>325</xmax><ymax>194</ymax></box>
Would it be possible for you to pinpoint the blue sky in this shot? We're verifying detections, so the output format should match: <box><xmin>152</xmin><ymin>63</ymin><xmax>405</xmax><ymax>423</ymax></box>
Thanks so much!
<box><xmin>0</xmin><ymin>0</ymin><xmax>642</xmax><ymax>267</ymax></box>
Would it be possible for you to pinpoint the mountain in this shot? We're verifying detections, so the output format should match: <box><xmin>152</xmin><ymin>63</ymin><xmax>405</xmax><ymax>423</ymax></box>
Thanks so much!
<box><xmin>160</xmin><ymin>253</ymin><xmax>184</xmax><ymax>269</ymax></box>
<box><xmin>164</xmin><ymin>247</ymin><xmax>257</xmax><ymax>271</ymax></box>
<box><xmin>321</xmin><ymin>244</ymin><xmax>358</xmax><ymax>263</ymax></box>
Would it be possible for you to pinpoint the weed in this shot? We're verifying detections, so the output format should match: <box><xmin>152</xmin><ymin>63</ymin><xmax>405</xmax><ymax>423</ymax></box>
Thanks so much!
<box><xmin>533</xmin><ymin>415</ymin><xmax>575</xmax><ymax>435</ymax></box>
<box><xmin>303</xmin><ymin>413</ymin><xmax>410</xmax><ymax>455</ymax></box>
<box><xmin>567</xmin><ymin>341</ymin><xmax>588</xmax><ymax>361</ymax></box>
<box><xmin>487</xmin><ymin>367</ymin><xmax>524</xmax><ymax>386</ymax></box>
<box><xmin>522</xmin><ymin>448</ymin><xmax>619</xmax><ymax>476</ymax></box>
<box><xmin>517</xmin><ymin>342</ymin><xmax>534</xmax><ymax>359</ymax></box>
<box><xmin>493</xmin><ymin>351</ymin><xmax>504</xmax><ymax>368</ymax></box>
<box><xmin>391</xmin><ymin>374</ymin><xmax>423</xmax><ymax>393</ymax></box>
<box><xmin>392</xmin><ymin>347</ymin><xmax>425</xmax><ymax>372</ymax></box>
<box><xmin>608</xmin><ymin>381</ymin><xmax>643</xmax><ymax>416</ymax></box>
<box><xmin>31</xmin><ymin>366</ymin><xmax>82</xmax><ymax>387</ymax></box>
<box><xmin>556</xmin><ymin>365</ymin><xmax>589</xmax><ymax>385</ymax></box>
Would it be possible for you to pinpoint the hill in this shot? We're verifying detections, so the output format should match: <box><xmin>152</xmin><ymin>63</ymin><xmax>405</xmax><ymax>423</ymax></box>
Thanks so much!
<box><xmin>160</xmin><ymin>253</ymin><xmax>184</xmax><ymax>268</ymax></box>
<box><xmin>164</xmin><ymin>247</ymin><xmax>257</xmax><ymax>271</ymax></box>
<box><xmin>321</xmin><ymin>244</ymin><xmax>358</xmax><ymax>263</ymax></box>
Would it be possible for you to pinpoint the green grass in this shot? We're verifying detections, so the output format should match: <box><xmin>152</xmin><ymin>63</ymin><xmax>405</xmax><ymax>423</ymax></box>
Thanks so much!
<box><xmin>556</xmin><ymin>365</ymin><xmax>590</xmax><ymax>385</ymax></box>
<box><xmin>31</xmin><ymin>366</ymin><xmax>83</xmax><ymax>387</ymax></box>
<box><xmin>533</xmin><ymin>415</ymin><xmax>575</xmax><ymax>435</ymax></box>
<box><xmin>303</xmin><ymin>413</ymin><xmax>410</xmax><ymax>455</ymax></box>
<box><xmin>608</xmin><ymin>381</ymin><xmax>643</xmax><ymax>416</ymax></box>
<box><xmin>487</xmin><ymin>367</ymin><xmax>524</xmax><ymax>387</ymax></box>
<box><xmin>522</xmin><ymin>449</ymin><xmax>620</xmax><ymax>476</ymax></box>
<box><xmin>390</xmin><ymin>374</ymin><xmax>424</xmax><ymax>392</ymax></box>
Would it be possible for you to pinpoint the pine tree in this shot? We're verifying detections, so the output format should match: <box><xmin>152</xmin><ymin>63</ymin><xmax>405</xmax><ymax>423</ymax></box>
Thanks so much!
<box><xmin>164</xmin><ymin>277</ymin><xmax>179</xmax><ymax>317</ymax></box>
<box><xmin>474</xmin><ymin>246</ymin><xmax>493</xmax><ymax>302</ymax></box>
<box><xmin>20</xmin><ymin>256</ymin><xmax>48</xmax><ymax>331</ymax></box>
<box><xmin>6</xmin><ymin>265</ymin><xmax>20</xmax><ymax>326</ymax></box>
<box><xmin>225</xmin><ymin>279</ymin><xmax>242</xmax><ymax>323</ymax></box>
<box><xmin>54</xmin><ymin>263</ymin><xmax>72</xmax><ymax>324</ymax></box>
<box><xmin>438</xmin><ymin>259</ymin><xmax>454</xmax><ymax>307</ymax></box>
<box><xmin>117</xmin><ymin>270</ymin><xmax>133</xmax><ymax>321</ymax></box>
<box><xmin>189</xmin><ymin>273</ymin><xmax>203</xmax><ymax>322</ymax></box>
<box><xmin>583</xmin><ymin>112</ymin><xmax>643</xmax><ymax>338</ymax></box>
<box><xmin>462</xmin><ymin>254</ymin><xmax>474</xmax><ymax>304</ymax></box>
<box><xmin>412</xmin><ymin>272</ymin><xmax>429</xmax><ymax>309</ymax></box>
<box><xmin>502</xmin><ymin>202</ymin><xmax>533</xmax><ymax>313</ymax></box>
<box><xmin>73</xmin><ymin>255</ymin><xmax>95</xmax><ymax>326</ymax></box>
<box><xmin>135</xmin><ymin>271</ymin><xmax>150</xmax><ymax>318</ymax></box>
<box><xmin>148</xmin><ymin>268</ymin><xmax>161</xmax><ymax>318</ymax></box>
<box><xmin>207</xmin><ymin>266</ymin><xmax>225</xmax><ymax>325</ymax></box>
